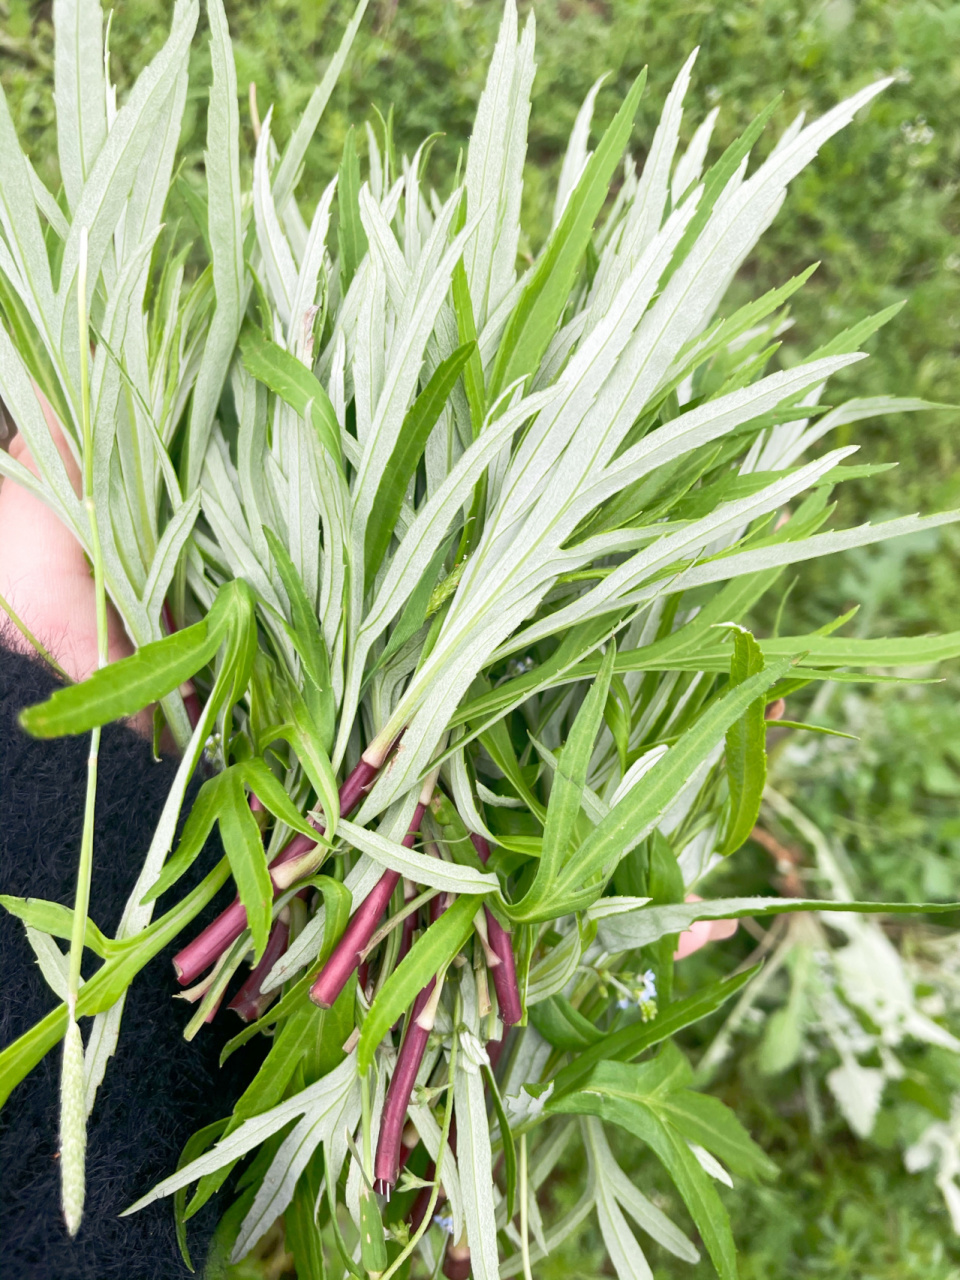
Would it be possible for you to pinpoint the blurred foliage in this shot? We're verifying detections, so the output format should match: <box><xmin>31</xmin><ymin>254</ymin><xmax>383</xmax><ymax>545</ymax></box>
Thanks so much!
<box><xmin>540</xmin><ymin>1109</ymin><xmax>960</xmax><ymax>1279</ymax></box>
<box><xmin>3</xmin><ymin>0</ymin><xmax>959</xmax><ymax>1273</ymax></box>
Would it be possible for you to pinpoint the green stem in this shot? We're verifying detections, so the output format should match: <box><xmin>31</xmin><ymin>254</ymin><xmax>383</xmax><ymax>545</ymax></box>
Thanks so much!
<box><xmin>361</xmin><ymin>1065</ymin><xmax>374</xmax><ymax>1179</ymax></box>
<box><xmin>61</xmin><ymin>225</ymin><xmax>110</xmax><ymax>1237</ymax></box>
<box><xmin>520</xmin><ymin>1132</ymin><xmax>533</xmax><ymax>1280</ymax></box>
<box><xmin>0</xmin><ymin>588</ymin><xmax>71</xmax><ymax>681</ymax></box>
<box><xmin>66</xmin><ymin>226</ymin><xmax>109</xmax><ymax>1005</ymax></box>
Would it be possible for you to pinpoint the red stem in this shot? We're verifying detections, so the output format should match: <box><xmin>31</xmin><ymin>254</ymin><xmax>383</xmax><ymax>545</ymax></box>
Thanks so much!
<box><xmin>397</xmin><ymin>881</ymin><xmax>418</xmax><ymax>966</ymax></box>
<box><xmin>173</xmin><ymin>751</ymin><xmax>385</xmax><ymax>986</ymax></box>
<box><xmin>309</xmin><ymin>803</ymin><xmax>427</xmax><ymax>1009</ymax></box>
<box><xmin>470</xmin><ymin>833</ymin><xmax>522</xmax><ymax>1027</ymax></box>
<box><xmin>373</xmin><ymin>892</ymin><xmax>451</xmax><ymax>1195</ymax></box>
<box><xmin>374</xmin><ymin>979</ymin><xmax>435</xmax><ymax>1195</ymax></box>
<box><xmin>227</xmin><ymin>912</ymin><xmax>290</xmax><ymax>1022</ymax></box>
<box><xmin>443</xmin><ymin>1240</ymin><xmax>471</xmax><ymax>1280</ymax></box>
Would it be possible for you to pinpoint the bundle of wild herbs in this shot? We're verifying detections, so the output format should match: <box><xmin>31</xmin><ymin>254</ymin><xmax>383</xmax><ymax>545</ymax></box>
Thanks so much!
<box><xmin>3</xmin><ymin>1</ymin><xmax>960</xmax><ymax>1276</ymax></box>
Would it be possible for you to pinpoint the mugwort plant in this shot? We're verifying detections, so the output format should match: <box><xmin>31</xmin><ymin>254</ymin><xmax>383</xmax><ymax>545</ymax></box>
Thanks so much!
<box><xmin>2</xmin><ymin>1</ymin><xmax>960</xmax><ymax>1275</ymax></box>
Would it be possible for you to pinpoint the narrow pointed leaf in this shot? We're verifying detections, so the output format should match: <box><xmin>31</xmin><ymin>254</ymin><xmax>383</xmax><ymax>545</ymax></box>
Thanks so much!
<box><xmin>357</xmin><ymin>893</ymin><xmax>481</xmax><ymax>1072</ymax></box>
<box><xmin>488</xmin><ymin>68</ymin><xmax>647</xmax><ymax>399</ymax></box>
<box><xmin>239</xmin><ymin>325</ymin><xmax>343</xmax><ymax>470</ymax></box>
<box><xmin>363</xmin><ymin>342</ymin><xmax>476</xmax><ymax>588</ymax></box>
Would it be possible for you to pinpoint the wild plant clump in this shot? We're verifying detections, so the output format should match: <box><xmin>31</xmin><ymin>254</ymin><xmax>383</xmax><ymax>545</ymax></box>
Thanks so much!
<box><xmin>2</xmin><ymin>1</ymin><xmax>960</xmax><ymax>1276</ymax></box>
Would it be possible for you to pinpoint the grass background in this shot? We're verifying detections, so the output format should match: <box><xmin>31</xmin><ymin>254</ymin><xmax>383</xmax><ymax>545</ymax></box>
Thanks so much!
<box><xmin>3</xmin><ymin>0</ymin><xmax>960</xmax><ymax>1273</ymax></box>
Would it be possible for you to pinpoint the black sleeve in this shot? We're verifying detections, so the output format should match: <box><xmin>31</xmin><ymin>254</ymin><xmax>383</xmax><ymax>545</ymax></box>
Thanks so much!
<box><xmin>0</xmin><ymin>644</ymin><xmax>262</xmax><ymax>1280</ymax></box>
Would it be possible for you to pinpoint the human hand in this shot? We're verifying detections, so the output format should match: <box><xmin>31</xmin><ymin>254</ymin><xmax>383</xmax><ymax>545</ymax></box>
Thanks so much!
<box><xmin>674</xmin><ymin>894</ymin><xmax>738</xmax><ymax>960</ymax></box>
<box><xmin>0</xmin><ymin>389</ymin><xmax>135</xmax><ymax>684</ymax></box>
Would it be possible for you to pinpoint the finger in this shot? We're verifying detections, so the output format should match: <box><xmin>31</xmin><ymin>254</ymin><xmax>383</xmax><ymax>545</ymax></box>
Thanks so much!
<box><xmin>674</xmin><ymin>919</ymin><xmax>716</xmax><ymax>960</ymax></box>
<box><xmin>1</xmin><ymin>410</ymin><xmax>135</xmax><ymax>684</ymax></box>
<box><xmin>673</xmin><ymin>893</ymin><xmax>739</xmax><ymax>959</ymax></box>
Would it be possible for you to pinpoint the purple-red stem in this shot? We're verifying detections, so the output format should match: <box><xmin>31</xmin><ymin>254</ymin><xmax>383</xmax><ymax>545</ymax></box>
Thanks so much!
<box><xmin>373</xmin><ymin>891</ymin><xmax>451</xmax><ymax>1194</ymax></box>
<box><xmin>374</xmin><ymin>979</ymin><xmax>435</xmax><ymax>1195</ymax></box>
<box><xmin>173</xmin><ymin>753</ymin><xmax>385</xmax><ymax>986</ymax></box>
<box><xmin>398</xmin><ymin>881</ymin><xmax>418</xmax><ymax>966</ymax></box>
<box><xmin>227</xmin><ymin>912</ymin><xmax>290</xmax><ymax>1022</ymax></box>
<box><xmin>309</xmin><ymin>803</ymin><xmax>427</xmax><ymax>1009</ymax></box>
<box><xmin>470</xmin><ymin>833</ymin><xmax>522</xmax><ymax>1027</ymax></box>
<box><xmin>443</xmin><ymin>1239</ymin><xmax>471</xmax><ymax>1280</ymax></box>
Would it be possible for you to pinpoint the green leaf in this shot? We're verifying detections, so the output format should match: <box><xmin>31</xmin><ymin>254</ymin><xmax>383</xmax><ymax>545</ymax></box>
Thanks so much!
<box><xmin>239</xmin><ymin>758</ymin><xmax>319</xmax><ymax>841</ymax></box>
<box><xmin>451</xmin><ymin>240</ymin><xmax>486</xmax><ymax>438</ymax></box>
<box><xmin>774</xmin><ymin>719</ymin><xmax>858</xmax><ymax>740</ymax></box>
<box><xmin>144</xmin><ymin>763</ymin><xmax>314</xmax><ymax>910</ymax></box>
<box><xmin>551</xmin><ymin>966</ymin><xmax>761</xmax><ymax>1098</ymax></box>
<box><xmin>603</xmin><ymin>674</ymin><xmax>632</xmax><ymax>776</ymax></box>
<box><xmin>594</xmin><ymin>895</ymin><xmax>960</xmax><ymax>954</ymax></box>
<box><xmin>363</xmin><ymin>534</ymin><xmax>456</xmax><ymax>689</ymax></box>
<box><xmin>267</xmin><ymin>698</ymin><xmax>341</xmax><ymax>839</ymax></box>
<box><xmin>513</xmin><ymin>644</ymin><xmax>615</xmax><ymax>921</ymax></box>
<box><xmin>18</xmin><ymin>579</ymin><xmax>252</xmax><ymax>738</ymax></box>
<box><xmin>554</xmin><ymin>1081</ymin><xmax>738</xmax><ymax>1280</ymax></box>
<box><xmin>478</xmin><ymin>720</ymin><xmax>546</xmax><ymax>823</ymax></box>
<box><xmin>272</xmin><ymin>0</ymin><xmax>370</xmax><ymax>212</ymax></box>
<box><xmin>528</xmin><ymin>994</ymin><xmax>604</xmax><ymax>1051</ymax></box>
<box><xmin>0</xmin><ymin>266</ymin><xmax>72</xmax><ymax>431</ymax></box>
<box><xmin>239</xmin><ymin>324</ymin><xmax>343</xmax><ymax>471</ymax></box>
<box><xmin>528</xmin><ymin>660</ymin><xmax>793</xmax><ymax>918</ymax></box>
<box><xmin>183</xmin><ymin>0</ymin><xmax>244</xmax><ymax>493</ymax></box>
<box><xmin>487</xmin><ymin>68</ymin><xmax>647</xmax><ymax>400</ymax></box>
<box><xmin>264</xmin><ymin>526</ymin><xmax>335</xmax><ymax>754</ymax></box>
<box><xmin>0</xmin><ymin>895</ymin><xmax>112</xmax><ymax>958</ymax></box>
<box><xmin>363</xmin><ymin>342</ymin><xmax>476</xmax><ymax>589</ymax></box>
<box><xmin>337</xmin><ymin>821</ymin><xmax>496</xmax><ymax>895</ymax></box>
<box><xmin>142</xmin><ymin>771</ymin><xmax>229</xmax><ymax>902</ymax></box>
<box><xmin>187</xmin><ymin>1003</ymin><xmax>318</xmax><ymax>1218</ymax></box>
<box><xmin>647</xmin><ymin>829</ymin><xmax>685</xmax><ymax>1004</ymax></box>
<box><xmin>452</xmin><ymin>571</ymin><xmax>783</xmax><ymax>732</ymax></box>
<box><xmin>357</xmin><ymin>894</ymin><xmax>481</xmax><ymax>1072</ymax></box>
<box><xmin>661</xmin><ymin>93</ymin><xmax>782</xmax><ymax>292</ymax></box>
<box><xmin>0</xmin><ymin>859</ymin><xmax>232</xmax><ymax>1110</ymax></box>
<box><xmin>337</xmin><ymin>125</ymin><xmax>367</xmax><ymax>293</ymax></box>
<box><xmin>720</xmin><ymin>629</ymin><xmax>767</xmax><ymax>856</ymax></box>
<box><xmin>359</xmin><ymin>1185</ymin><xmax>388</xmax><ymax>1275</ymax></box>
<box><xmin>552</xmin><ymin>1051</ymin><xmax>742</xmax><ymax>1280</ymax></box>
<box><xmin>809</xmin><ymin>300</ymin><xmax>904</xmax><ymax>361</ymax></box>
<box><xmin>285</xmin><ymin>1148</ymin><xmax>325</xmax><ymax>1280</ymax></box>
<box><xmin>219</xmin><ymin>770</ymin><xmax>274</xmax><ymax>960</ymax></box>
<box><xmin>762</xmin><ymin>629</ymin><xmax>960</xmax><ymax>669</ymax></box>
<box><xmin>174</xmin><ymin>1119</ymin><xmax>227</xmax><ymax>1269</ymax></box>
<box><xmin>661</xmin><ymin>1088</ymin><xmax>778</xmax><ymax>1182</ymax></box>
<box><xmin>484</xmin><ymin>1058</ymin><xmax>517</xmax><ymax>1222</ymax></box>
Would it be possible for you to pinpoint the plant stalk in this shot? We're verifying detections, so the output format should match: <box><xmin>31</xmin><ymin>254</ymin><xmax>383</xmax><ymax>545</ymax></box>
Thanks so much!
<box><xmin>227</xmin><ymin>908</ymin><xmax>291</xmax><ymax>1022</ymax></box>
<box><xmin>470</xmin><ymin>833</ymin><xmax>522</xmax><ymax>1026</ymax></box>
<box><xmin>309</xmin><ymin>800</ymin><xmax>427</xmax><ymax>1009</ymax></box>
<box><xmin>373</xmin><ymin>894</ymin><xmax>451</xmax><ymax>1194</ymax></box>
<box><xmin>61</xmin><ymin>229</ymin><xmax>108</xmax><ymax>1238</ymax></box>
<box><xmin>173</xmin><ymin>744</ymin><xmax>391</xmax><ymax>985</ymax></box>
